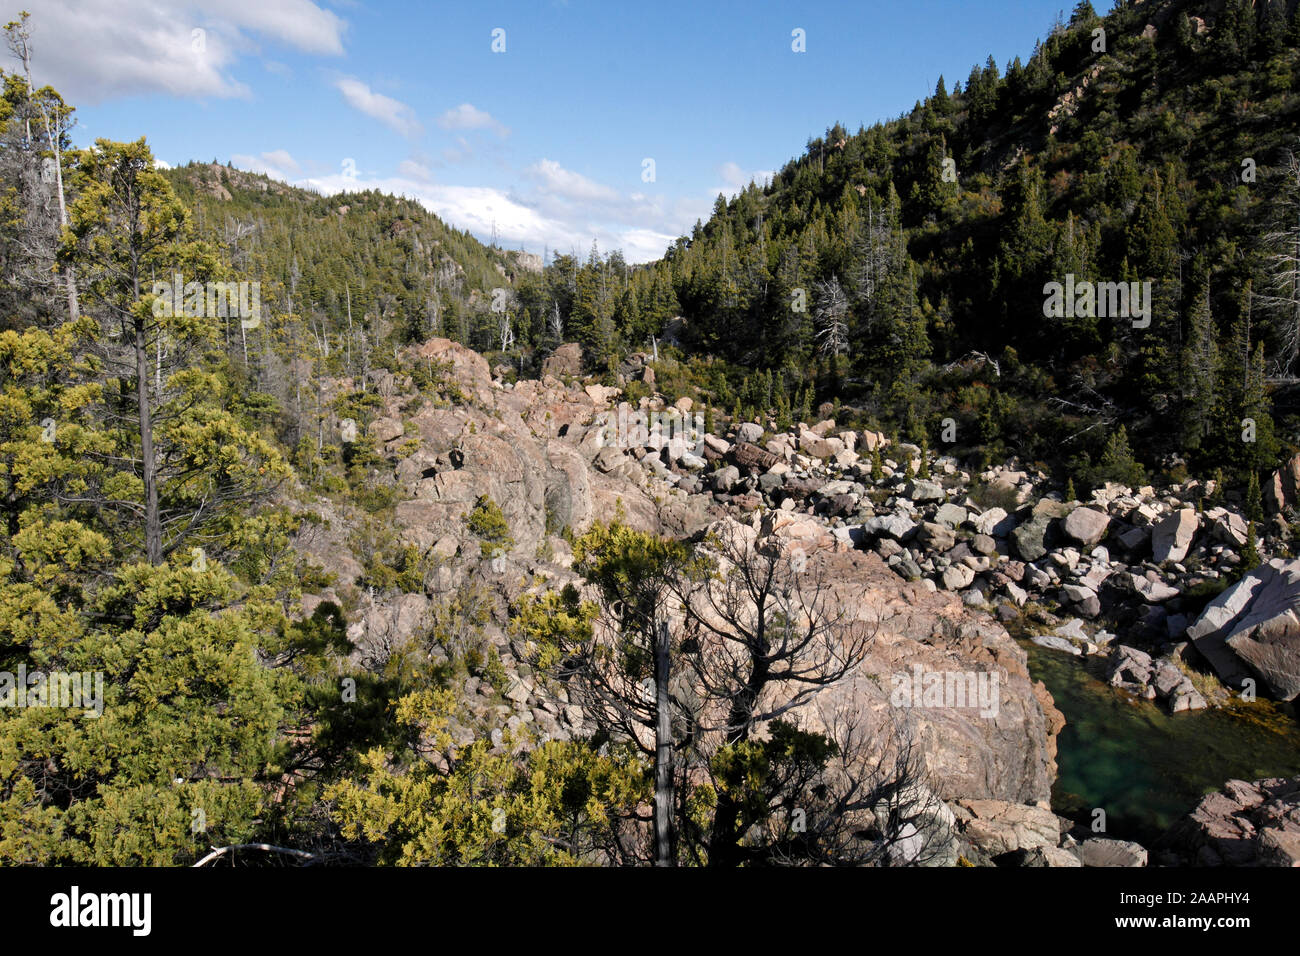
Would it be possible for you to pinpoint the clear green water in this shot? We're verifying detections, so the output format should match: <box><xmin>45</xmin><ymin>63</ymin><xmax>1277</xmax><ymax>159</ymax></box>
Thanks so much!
<box><xmin>1021</xmin><ymin>639</ymin><xmax>1300</xmax><ymax>846</ymax></box>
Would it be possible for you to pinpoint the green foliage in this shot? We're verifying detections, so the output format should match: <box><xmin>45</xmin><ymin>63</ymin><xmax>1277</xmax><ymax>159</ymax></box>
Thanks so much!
<box><xmin>465</xmin><ymin>495</ymin><xmax>514</xmax><ymax>559</ymax></box>
<box><xmin>326</xmin><ymin>688</ymin><xmax>649</xmax><ymax>865</ymax></box>
<box><xmin>1241</xmin><ymin>521</ymin><xmax>1262</xmax><ymax>574</ymax></box>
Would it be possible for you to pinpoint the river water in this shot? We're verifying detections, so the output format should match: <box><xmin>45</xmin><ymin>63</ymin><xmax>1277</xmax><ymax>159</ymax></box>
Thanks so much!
<box><xmin>1021</xmin><ymin>639</ymin><xmax>1300</xmax><ymax>846</ymax></box>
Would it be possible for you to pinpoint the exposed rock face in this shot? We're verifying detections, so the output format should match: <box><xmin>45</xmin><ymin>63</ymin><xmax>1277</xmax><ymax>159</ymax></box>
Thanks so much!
<box><xmin>1264</xmin><ymin>452</ymin><xmax>1300</xmax><ymax>515</ymax></box>
<box><xmin>541</xmin><ymin>342</ymin><xmax>582</xmax><ymax>378</ymax></box>
<box><xmin>1160</xmin><ymin>777</ymin><xmax>1300</xmax><ymax>866</ymax></box>
<box><xmin>789</xmin><ymin>549</ymin><xmax>1063</xmax><ymax>806</ymax></box>
<box><xmin>1187</xmin><ymin>559</ymin><xmax>1300</xmax><ymax>700</ymax></box>
<box><xmin>952</xmin><ymin>800</ymin><xmax>1064</xmax><ymax>857</ymax></box>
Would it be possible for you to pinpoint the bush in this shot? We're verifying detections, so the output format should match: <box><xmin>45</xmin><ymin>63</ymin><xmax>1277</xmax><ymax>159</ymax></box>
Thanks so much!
<box><xmin>466</xmin><ymin>495</ymin><xmax>514</xmax><ymax>558</ymax></box>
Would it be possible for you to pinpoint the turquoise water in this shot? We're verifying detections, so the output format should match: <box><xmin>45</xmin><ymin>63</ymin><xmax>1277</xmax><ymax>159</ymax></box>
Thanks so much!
<box><xmin>1021</xmin><ymin>640</ymin><xmax>1300</xmax><ymax>846</ymax></box>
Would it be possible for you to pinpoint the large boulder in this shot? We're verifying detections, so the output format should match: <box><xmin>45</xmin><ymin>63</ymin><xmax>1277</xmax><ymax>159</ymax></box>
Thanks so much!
<box><xmin>972</xmin><ymin>507</ymin><xmax>1014</xmax><ymax>537</ymax></box>
<box><xmin>541</xmin><ymin>342</ymin><xmax>583</xmax><ymax>378</ymax></box>
<box><xmin>1151</xmin><ymin>508</ymin><xmax>1198</xmax><ymax>564</ymax></box>
<box><xmin>1011</xmin><ymin>512</ymin><xmax>1055</xmax><ymax>562</ymax></box>
<box><xmin>1264</xmin><ymin>452</ymin><xmax>1300</xmax><ymax>515</ymax></box>
<box><xmin>785</xmin><ymin>549</ymin><xmax>1063</xmax><ymax>805</ymax></box>
<box><xmin>733</xmin><ymin>441</ymin><xmax>779</xmax><ymax>471</ymax></box>
<box><xmin>1187</xmin><ymin>558</ymin><xmax>1300</xmax><ymax>700</ymax></box>
<box><xmin>864</xmin><ymin>513</ymin><xmax>917</xmax><ymax>540</ymax></box>
<box><xmin>1160</xmin><ymin>777</ymin><xmax>1300</xmax><ymax>866</ymax></box>
<box><xmin>1062</xmin><ymin>507</ymin><xmax>1111</xmax><ymax>548</ymax></box>
<box><xmin>904</xmin><ymin>479</ymin><xmax>945</xmax><ymax>502</ymax></box>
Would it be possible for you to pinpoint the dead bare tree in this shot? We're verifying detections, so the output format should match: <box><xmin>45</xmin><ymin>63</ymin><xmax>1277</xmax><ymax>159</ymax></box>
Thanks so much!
<box><xmin>4</xmin><ymin>13</ymin><xmax>80</xmax><ymax>323</ymax></box>
<box><xmin>813</xmin><ymin>274</ymin><xmax>850</xmax><ymax>358</ymax></box>
<box><xmin>526</xmin><ymin>517</ymin><xmax>934</xmax><ymax>867</ymax></box>
<box><xmin>1260</xmin><ymin>147</ymin><xmax>1300</xmax><ymax>375</ymax></box>
<box><xmin>670</xmin><ymin>520</ymin><xmax>879</xmax><ymax>866</ymax></box>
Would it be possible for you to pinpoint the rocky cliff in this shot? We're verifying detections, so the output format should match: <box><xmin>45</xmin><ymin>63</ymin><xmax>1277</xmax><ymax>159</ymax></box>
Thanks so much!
<box><xmin>291</xmin><ymin>337</ymin><xmax>1065</xmax><ymax>821</ymax></box>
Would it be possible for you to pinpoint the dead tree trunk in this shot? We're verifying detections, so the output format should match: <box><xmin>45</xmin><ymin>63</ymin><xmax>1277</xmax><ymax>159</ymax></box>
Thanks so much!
<box><xmin>653</xmin><ymin>616</ymin><xmax>674</xmax><ymax>866</ymax></box>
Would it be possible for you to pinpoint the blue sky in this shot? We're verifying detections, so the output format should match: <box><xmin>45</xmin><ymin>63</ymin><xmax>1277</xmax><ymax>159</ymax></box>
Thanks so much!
<box><xmin>29</xmin><ymin>0</ymin><xmax>1109</xmax><ymax>262</ymax></box>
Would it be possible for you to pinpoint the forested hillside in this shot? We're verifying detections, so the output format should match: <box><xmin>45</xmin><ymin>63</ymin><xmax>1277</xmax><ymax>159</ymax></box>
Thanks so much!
<box><xmin>644</xmin><ymin>0</ymin><xmax>1300</xmax><ymax>490</ymax></box>
<box><xmin>494</xmin><ymin>0</ymin><xmax>1300</xmax><ymax>499</ymax></box>
<box><xmin>5</xmin><ymin>0</ymin><xmax>1300</xmax><ymax>871</ymax></box>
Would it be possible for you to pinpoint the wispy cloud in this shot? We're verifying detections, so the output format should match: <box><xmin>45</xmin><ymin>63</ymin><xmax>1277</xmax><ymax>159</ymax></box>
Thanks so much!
<box><xmin>334</xmin><ymin>77</ymin><xmax>422</xmax><ymax>138</ymax></box>
<box><xmin>436</xmin><ymin>103</ymin><xmax>509</xmax><ymax>137</ymax></box>
<box><xmin>527</xmin><ymin>159</ymin><xmax>621</xmax><ymax>203</ymax></box>
<box><xmin>230</xmin><ymin>148</ymin><xmax>302</xmax><ymax>179</ymax></box>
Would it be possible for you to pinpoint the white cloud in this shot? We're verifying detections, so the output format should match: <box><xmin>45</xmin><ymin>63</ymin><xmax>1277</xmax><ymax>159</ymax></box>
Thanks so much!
<box><xmin>225</xmin><ymin>153</ymin><xmax>701</xmax><ymax>264</ymax></box>
<box><xmin>398</xmin><ymin>159</ymin><xmax>433</xmax><ymax>182</ymax></box>
<box><xmin>718</xmin><ymin>161</ymin><xmax>774</xmax><ymax>195</ymax></box>
<box><xmin>528</xmin><ymin>159</ymin><xmax>620</xmax><ymax>203</ymax></box>
<box><xmin>230</xmin><ymin>149</ymin><xmax>302</xmax><ymax>180</ymax></box>
<box><xmin>334</xmin><ymin>77</ymin><xmax>422</xmax><ymax>138</ymax></box>
<box><xmin>436</xmin><ymin>103</ymin><xmax>508</xmax><ymax>136</ymax></box>
<box><xmin>25</xmin><ymin>0</ymin><xmax>345</xmax><ymax>103</ymax></box>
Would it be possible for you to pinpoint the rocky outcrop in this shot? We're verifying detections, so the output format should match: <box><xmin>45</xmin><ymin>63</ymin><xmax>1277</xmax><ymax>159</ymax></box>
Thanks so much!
<box><xmin>1159</xmin><ymin>777</ymin><xmax>1300</xmax><ymax>866</ymax></box>
<box><xmin>785</xmin><ymin>548</ymin><xmax>1063</xmax><ymax>806</ymax></box>
<box><xmin>1187</xmin><ymin>559</ymin><xmax>1300</xmax><ymax>701</ymax></box>
<box><xmin>293</xmin><ymin>338</ymin><xmax>1298</xmax><ymax>868</ymax></box>
<box><xmin>541</xmin><ymin>342</ymin><xmax>582</xmax><ymax>378</ymax></box>
<box><xmin>1107</xmin><ymin>644</ymin><xmax>1207</xmax><ymax>712</ymax></box>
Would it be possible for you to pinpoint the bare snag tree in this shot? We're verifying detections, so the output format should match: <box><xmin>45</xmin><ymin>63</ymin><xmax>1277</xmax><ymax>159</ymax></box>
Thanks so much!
<box><xmin>523</xmin><ymin>516</ymin><xmax>943</xmax><ymax>866</ymax></box>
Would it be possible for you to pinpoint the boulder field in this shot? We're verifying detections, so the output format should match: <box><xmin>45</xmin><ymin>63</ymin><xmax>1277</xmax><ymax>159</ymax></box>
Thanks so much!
<box><xmin>293</xmin><ymin>338</ymin><xmax>1298</xmax><ymax>865</ymax></box>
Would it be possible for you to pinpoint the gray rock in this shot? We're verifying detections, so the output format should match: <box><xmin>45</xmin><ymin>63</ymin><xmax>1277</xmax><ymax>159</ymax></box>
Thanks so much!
<box><xmin>905</xmin><ymin>479</ymin><xmax>945</xmax><ymax>502</ymax></box>
<box><xmin>1152</xmin><ymin>508</ymin><xmax>1198</xmax><ymax>564</ymax></box>
<box><xmin>735</xmin><ymin>422</ymin><xmax>764</xmax><ymax>444</ymax></box>
<box><xmin>1055</xmin><ymin>618</ymin><xmax>1090</xmax><ymax>642</ymax></box>
<box><xmin>1116</xmin><ymin>525</ymin><xmax>1150</xmax><ymax>552</ymax></box>
<box><xmin>1187</xmin><ymin>558</ymin><xmax>1300</xmax><ymax>700</ymax></box>
<box><xmin>865</xmin><ymin>513</ymin><xmax>916</xmax><ymax>540</ymax></box>
<box><xmin>972</xmin><ymin>506</ymin><xmax>1010</xmax><ymax>536</ymax></box>
<box><xmin>918</xmin><ymin>521</ymin><xmax>957</xmax><ymax>552</ymax></box>
<box><xmin>1033</xmin><ymin>635</ymin><xmax>1082</xmax><ymax>656</ymax></box>
<box><xmin>935</xmin><ymin>503</ymin><xmax>969</xmax><ymax>528</ymax></box>
<box><xmin>712</xmin><ymin>465</ymin><xmax>741</xmax><ymax>493</ymax></box>
<box><xmin>1078</xmin><ymin>838</ymin><xmax>1148</xmax><ymax>867</ymax></box>
<box><xmin>1062</xmin><ymin>507</ymin><xmax>1112</xmax><ymax>547</ymax></box>
<box><xmin>1132</xmin><ymin>573</ymin><xmax>1179</xmax><ymax>603</ymax></box>
<box><xmin>942</xmin><ymin>564</ymin><xmax>976</xmax><ymax>590</ymax></box>
<box><xmin>1011</xmin><ymin>513</ymin><xmax>1054</xmax><ymax>562</ymax></box>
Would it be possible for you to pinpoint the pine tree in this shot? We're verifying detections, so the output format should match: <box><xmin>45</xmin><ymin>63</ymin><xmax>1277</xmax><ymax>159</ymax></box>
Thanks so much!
<box><xmin>1181</xmin><ymin>276</ymin><xmax>1220</xmax><ymax>454</ymax></box>
<box><xmin>1246</xmin><ymin>470</ymin><xmax>1264</xmax><ymax>523</ymax></box>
